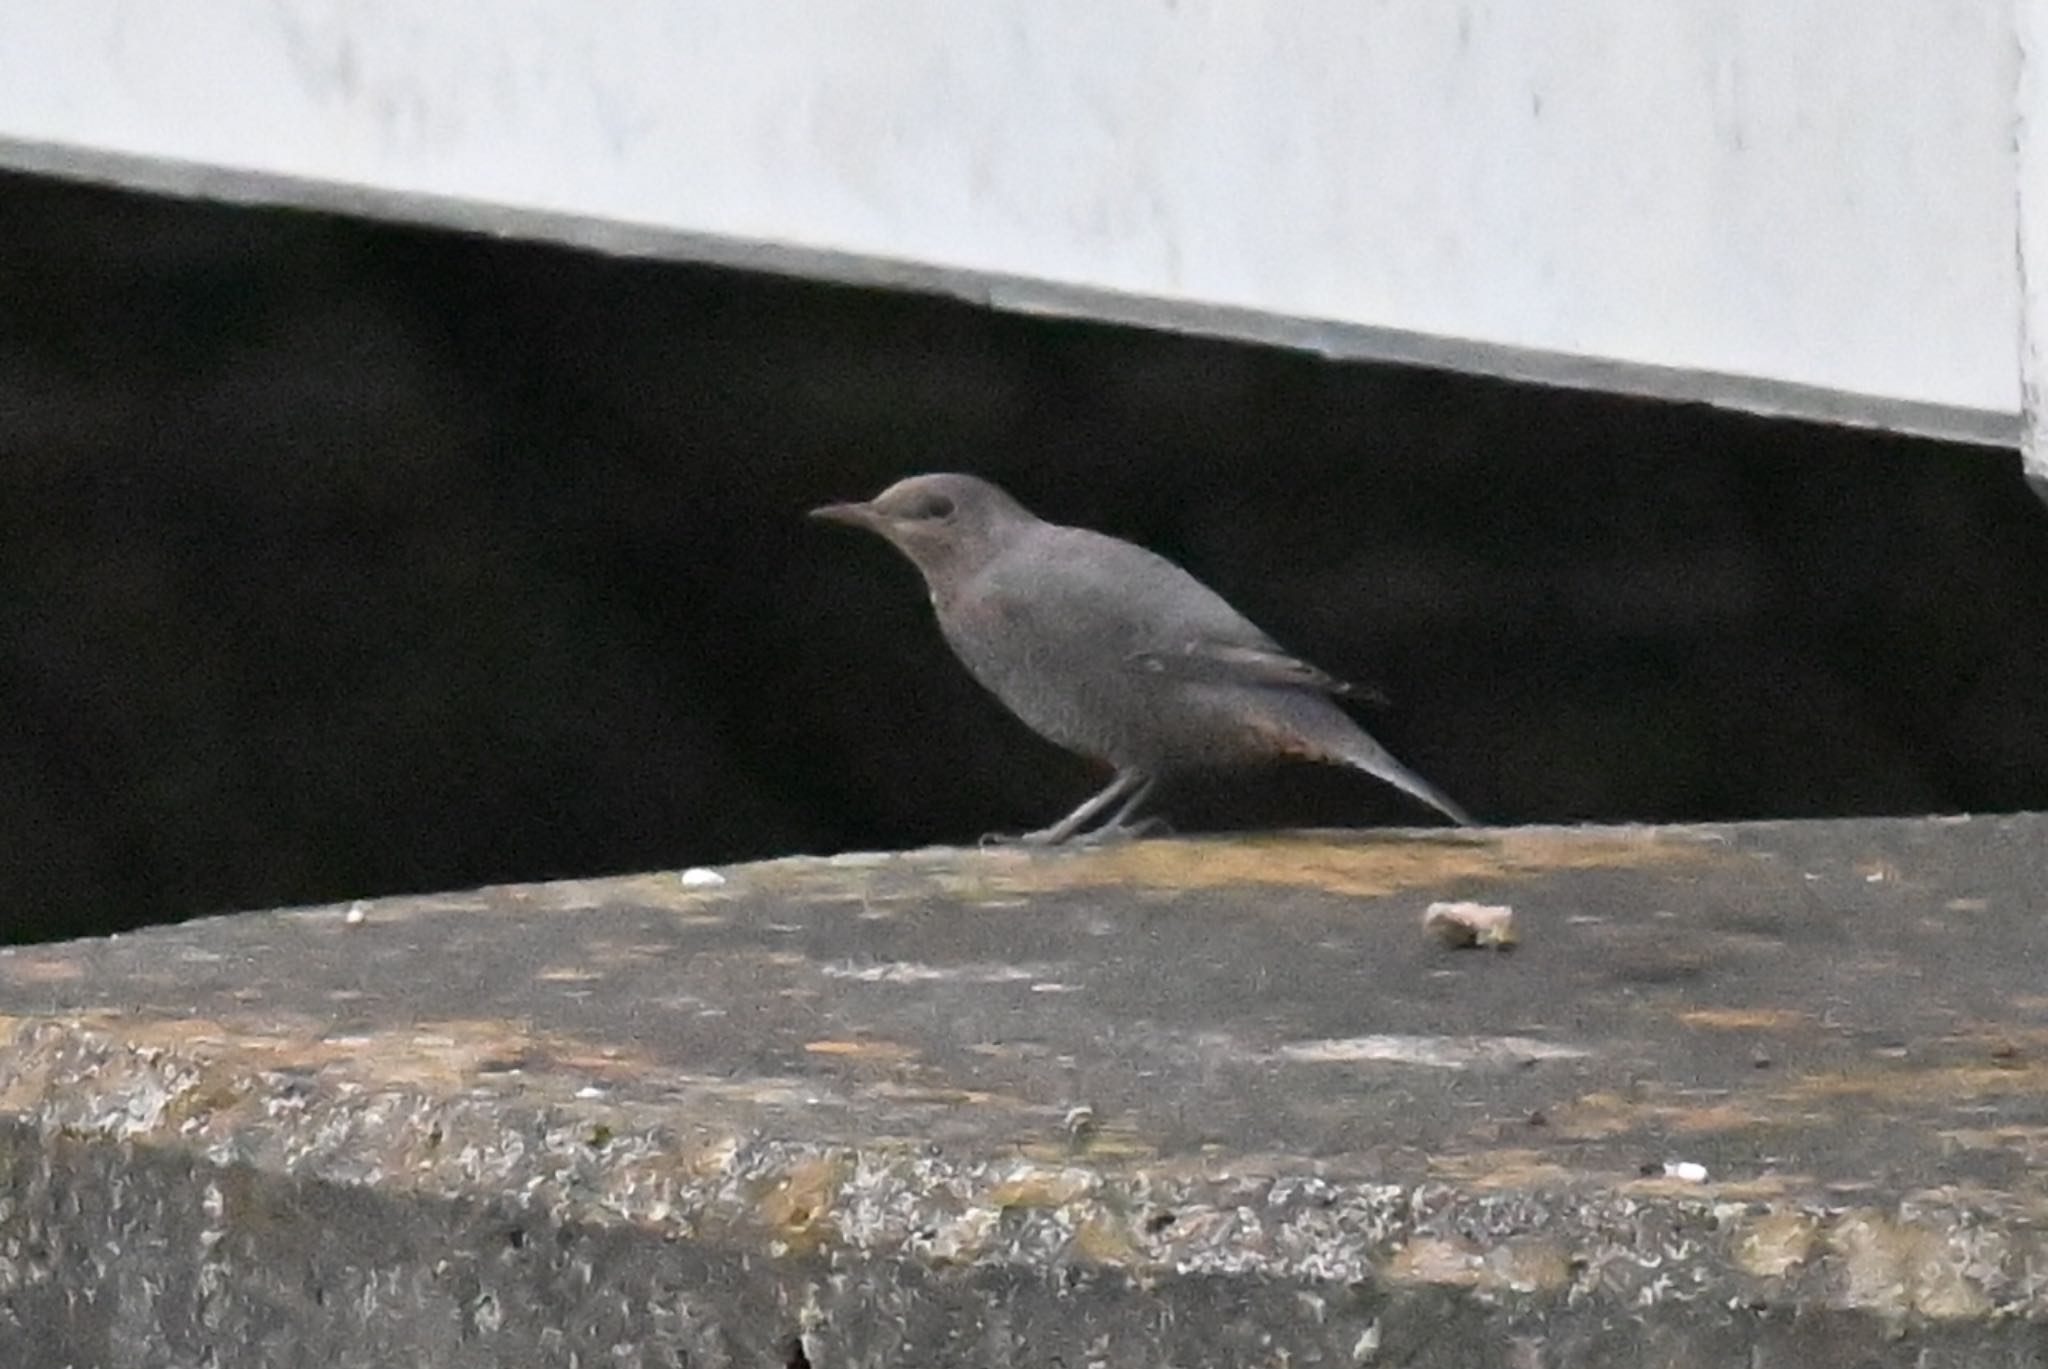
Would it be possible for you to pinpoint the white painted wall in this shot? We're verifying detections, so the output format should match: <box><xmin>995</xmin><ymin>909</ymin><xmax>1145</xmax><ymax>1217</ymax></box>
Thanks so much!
<box><xmin>2021</xmin><ymin>0</ymin><xmax>2048</xmax><ymax>480</ymax></box>
<box><xmin>0</xmin><ymin>1</ymin><xmax>2029</xmax><ymax>445</ymax></box>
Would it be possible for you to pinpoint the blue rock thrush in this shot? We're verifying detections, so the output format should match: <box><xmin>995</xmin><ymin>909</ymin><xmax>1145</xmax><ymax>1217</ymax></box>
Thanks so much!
<box><xmin>813</xmin><ymin>473</ymin><xmax>1473</xmax><ymax>843</ymax></box>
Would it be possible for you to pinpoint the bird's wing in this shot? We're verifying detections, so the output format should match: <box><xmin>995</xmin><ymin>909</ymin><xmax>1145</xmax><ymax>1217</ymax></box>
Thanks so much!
<box><xmin>1001</xmin><ymin>526</ymin><xmax>1389</xmax><ymax>701</ymax></box>
<box><xmin>1127</xmin><ymin>640</ymin><xmax>1385</xmax><ymax>701</ymax></box>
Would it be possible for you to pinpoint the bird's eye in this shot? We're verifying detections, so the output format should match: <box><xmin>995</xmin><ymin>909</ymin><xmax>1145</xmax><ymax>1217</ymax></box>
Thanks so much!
<box><xmin>906</xmin><ymin>492</ymin><xmax>955</xmax><ymax>521</ymax></box>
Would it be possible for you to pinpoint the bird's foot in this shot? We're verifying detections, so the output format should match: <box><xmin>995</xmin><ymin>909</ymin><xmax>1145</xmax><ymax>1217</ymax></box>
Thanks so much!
<box><xmin>1074</xmin><ymin>816</ymin><xmax>1173</xmax><ymax>845</ymax></box>
<box><xmin>977</xmin><ymin>828</ymin><xmax>1052</xmax><ymax>850</ymax></box>
<box><xmin>1047</xmin><ymin>816</ymin><xmax>1174</xmax><ymax>847</ymax></box>
<box><xmin>976</xmin><ymin>817</ymin><xmax>1170</xmax><ymax>849</ymax></box>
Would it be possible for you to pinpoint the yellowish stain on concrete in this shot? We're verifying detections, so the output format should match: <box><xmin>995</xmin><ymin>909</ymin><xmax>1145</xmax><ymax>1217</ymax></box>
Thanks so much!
<box><xmin>1678</xmin><ymin>1007</ymin><xmax>1811</xmax><ymax>1031</ymax></box>
<box><xmin>1550</xmin><ymin>1091</ymin><xmax>1639</xmax><ymax>1140</ymax></box>
<box><xmin>1382</xmin><ymin>1233</ymin><xmax>1571</xmax><ymax>1293</ymax></box>
<box><xmin>323</xmin><ymin>827</ymin><xmax>1714</xmax><ymax>924</ymax></box>
<box><xmin>1732</xmin><ymin>1211</ymin><xmax>1819</xmax><ymax>1278</ymax></box>
<box><xmin>1538</xmin><ymin>1040</ymin><xmax>2048</xmax><ymax>1157</ymax></box>
<box><xmin>1073</xmin><ymin>1128</ymin><xmax>1158</xmax><ymax>1160</ymax></box>
<box><xmin>2</xmin><ymin>1011</ymin><xmax>677</xmax><ymax>1100</ymax></box>
<box><xmin>1483</xmin><ymin>1238</ymin><xmax>1575</xmax><ymax>1294</ymax></box>
<box><xmin>802</xmin><ymin>1039</ymin><xmax>918</xmax><ymax>1063</ymax></box>
<box><xmin>678</xmin><ymin>1134</ymin><xmax>741</xmax><ymax>1178</ymax></box>
<box><xmin>1829</xmin><ymin>1209</ymin><xmax>1991</xmax><ymax>1320</ymax></box>
<box><xmin>1071</xmin><ymin>1213</ymin><xmax>1141</xmax><ymax>1264</ymax></box>
<box><xmin>1427</xmin><ymin>1148</ymin><xmax>1578</xmax><ymax>1191</ymax></box>
<box><xmin>1666</xmin><ymin>1101</ymin><xmax>1777</xmax><ymax>1134</ymax></box>
<box><xmin>1784</xmin><ymin>1060</ymin><xmax>2048</xmax><ymax>1106</ymax></box>
<box><xmin>1940</xmin><ymin>1124</ymin><xmax>2048</xmax><ymax>1164</ymax></box>
<box><xmin>987</xmin><ymin>1165</ymin><xmax>1095</xmax><ymax>1210</ymax></box>
<box><xmin>1382</xmin><ymin>1235</ymin><xmax>1484</xmax><ymax>1287</ymax></box>
<box><xmin>1016</xmin><ymin>1127</ymin><xmax>1157</xmax><ymax>1163</ymax></box>
<box><xmin>1551</xmin><ymin>1087</ymin><xmax>1814</xmax><ymax>1144</ymax></box>
<box><xmin>933</xmin><ymin>828</ymin><xmax>1711</xmax><ymax>901</ymax></box>
<box><xmin>1699</xmin><ymin>1174</ymin><xmax>1805</xmax><ymax>1200</ymax></box>
<box><xmin>722</xmin><ymin>829</ymin><xmax>1700</xmax><ymax>904</ymax></box>
<box><xmin>919</xmin><ymin>1207</ymin><xmax>999</xmax><ymax>1265</ymax></box>
<box><xmin>1945</xmin><ymin>1022</ymin><xmax>2048</xmax><ymax>1053</ymax></box>
<box><xmin>752</xmin><ymin>1155</ymin><xmax>848</xmax><ymax>1255</ymax></box>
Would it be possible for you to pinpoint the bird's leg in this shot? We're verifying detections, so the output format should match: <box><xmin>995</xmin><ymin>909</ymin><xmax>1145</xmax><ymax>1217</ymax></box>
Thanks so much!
<box><xmin>1070</xmin><ymin>774</ymin><xmax>1166</xmax><ymax>844</ymax></box>
<box><xmin>998</xmin><ymin>768</ymin><xmax>1145</xmax><ymax>847</ymax></box>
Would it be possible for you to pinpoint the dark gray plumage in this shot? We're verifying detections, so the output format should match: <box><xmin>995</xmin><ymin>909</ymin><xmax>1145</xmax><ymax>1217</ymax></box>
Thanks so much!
<box><xmin>813</xmin><ymin>473</ymin><xmax>1472</xmax><ymax>843</ymax></box>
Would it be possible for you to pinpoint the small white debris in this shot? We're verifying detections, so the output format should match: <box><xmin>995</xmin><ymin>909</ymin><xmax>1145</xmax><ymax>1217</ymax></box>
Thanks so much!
<box><xmin>1064</xmin><ymin>1104</ymin><xmax>1098</xmax><ymax>1142</ymax></box>
<box><xmin>1424</xmin><ymin>901</ymin><xmax>1518</xmax><ymax>950</ymax></box>
<box><xmin>1662</xmin><ymin>1160</ymin><xmax>1709</xmax><ymax>1183</ymax></box>
<box><xmin>1352</xmin><ymin>1320</ymin><xmax>1382</xmax><ymax>1363</ymax></box>
<box><xmin>575</xmin><ymin>1085</ymin><xmax>606</xmax><ymax>1100</ymax></box>
<box><xmin>343</xmin><ymin>902</ymin><xmax>369</xmax><ymax>925</ymax></box>
<box><xmin>679</xmin><ymin>867</ymin><xmax>727</xmax><ymax>888</ymax></box>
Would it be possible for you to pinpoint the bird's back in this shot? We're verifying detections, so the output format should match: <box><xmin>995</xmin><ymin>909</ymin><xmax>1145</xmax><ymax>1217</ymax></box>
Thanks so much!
<box><xmin>933</xmin><ymin>523</ymin><xmax>1337</xmax><ymax>771</ymax></box>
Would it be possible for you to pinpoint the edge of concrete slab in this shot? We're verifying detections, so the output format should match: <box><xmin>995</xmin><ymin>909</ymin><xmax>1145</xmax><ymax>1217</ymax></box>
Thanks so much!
<box><xmin>3</xmin><ymin>819</ymin><xmax>2048</xmax><ymax>1365</ymax></box>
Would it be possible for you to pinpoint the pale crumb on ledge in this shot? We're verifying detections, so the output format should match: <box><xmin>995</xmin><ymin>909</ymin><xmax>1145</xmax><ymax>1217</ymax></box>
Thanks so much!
<box><xmin>1424</xmin><ymin>901</ymin><xmax>1517</xmax><ymax>950</ymax></box>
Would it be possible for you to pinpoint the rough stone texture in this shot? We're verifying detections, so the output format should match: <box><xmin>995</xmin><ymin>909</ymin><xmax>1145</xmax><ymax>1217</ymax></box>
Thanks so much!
<box><xmin>3</xmin><ymin>816</ymin><xmax>2048</xmax><ymax>1364</ymax></box>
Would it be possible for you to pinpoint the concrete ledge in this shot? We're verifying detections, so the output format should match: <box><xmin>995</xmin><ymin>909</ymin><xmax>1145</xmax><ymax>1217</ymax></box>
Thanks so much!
<box><xmin>3</xmin><ymin>818</ymin><xmax>2048</xmax><ymax>1364</ymax></box>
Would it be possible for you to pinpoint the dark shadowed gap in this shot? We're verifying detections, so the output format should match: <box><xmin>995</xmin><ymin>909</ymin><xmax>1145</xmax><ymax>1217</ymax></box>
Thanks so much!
<box><xmin>2</xmin><ymin>169</ymin><xmax>2045</xmax><ymax>942</ymax></box>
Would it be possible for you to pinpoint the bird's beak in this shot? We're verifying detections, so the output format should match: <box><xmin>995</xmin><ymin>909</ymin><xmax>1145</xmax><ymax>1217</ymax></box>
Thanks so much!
<box><xmin>809</xmin><ymin>500</ymin><xmax>884</xmax><ymax>530</ymax></box>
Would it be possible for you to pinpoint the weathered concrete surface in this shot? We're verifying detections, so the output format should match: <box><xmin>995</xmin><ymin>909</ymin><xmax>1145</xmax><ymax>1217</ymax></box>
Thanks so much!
<box><xmin>2</xmin><ymin>817</ymin><xmax>2048</xmax><ymax>1365</ymax></box>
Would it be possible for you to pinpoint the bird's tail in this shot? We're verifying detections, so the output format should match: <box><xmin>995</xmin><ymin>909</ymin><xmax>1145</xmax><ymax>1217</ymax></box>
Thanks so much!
<box><xmin>1326</xmin><ymin>732</ymin><xmax>1475</xmax><ymax>827</ymax></box>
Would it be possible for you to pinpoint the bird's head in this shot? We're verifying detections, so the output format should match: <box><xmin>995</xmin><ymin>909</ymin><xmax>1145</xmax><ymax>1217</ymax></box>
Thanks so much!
<box><xmin>810</xmin><ymin>473</ymin><xmax>1038</xmax><ymax>586</ymax></box>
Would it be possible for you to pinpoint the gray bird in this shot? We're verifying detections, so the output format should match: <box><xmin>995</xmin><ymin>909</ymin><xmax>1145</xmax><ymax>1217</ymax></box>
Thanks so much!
<box><xmin>812</xmin><ymin>473</ymin><xmax>1473</xmax><ymax>843</ymax></box>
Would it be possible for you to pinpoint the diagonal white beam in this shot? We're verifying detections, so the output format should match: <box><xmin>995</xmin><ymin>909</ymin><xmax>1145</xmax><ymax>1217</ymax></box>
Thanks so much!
<box><xmin>0</xmin><ymin>0</ymin><xmax>2028</xmax><ymax>447</ymax></box>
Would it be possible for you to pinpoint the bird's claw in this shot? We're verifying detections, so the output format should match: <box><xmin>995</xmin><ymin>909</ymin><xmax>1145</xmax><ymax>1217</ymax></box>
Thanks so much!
<box><xmin>977</xmin><ymin>818</ymin><xmax>1169</xmax><ymax>849</ymax></box>
<box><xmin>977</xmin><ymin>829</ymin><xmax>1054</xmax><ymax>850</ymax></box>
<box><xmin>1075</xmin><ymin>816</ymin><xmax>1173</xmax><ymax>845</ymax></box>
